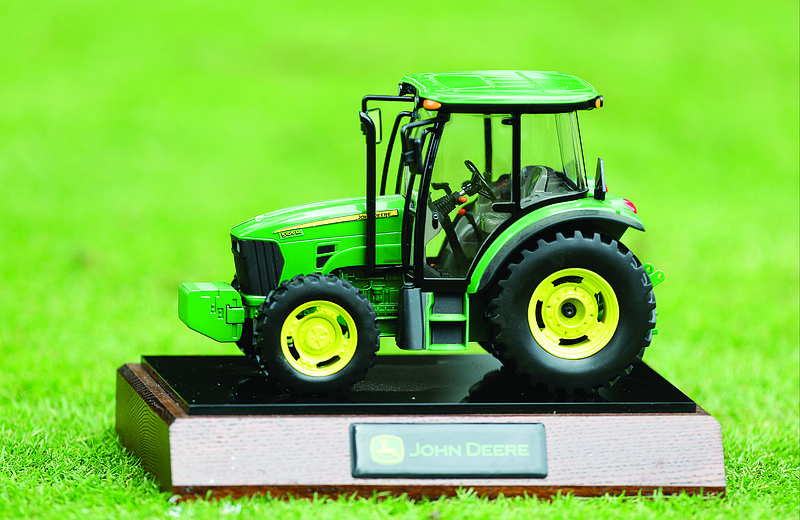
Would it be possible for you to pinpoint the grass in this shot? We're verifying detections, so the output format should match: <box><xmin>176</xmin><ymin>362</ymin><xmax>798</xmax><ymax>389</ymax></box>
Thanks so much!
<box><xmin>1</xmin><ymin>0</ymin><xmax>798</xmax><ymax>518</ymax></box>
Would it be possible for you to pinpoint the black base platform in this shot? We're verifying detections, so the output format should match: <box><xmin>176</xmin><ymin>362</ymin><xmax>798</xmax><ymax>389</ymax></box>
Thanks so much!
<box><xmin>142</xmin><ymin>354</ymin><xmax>696</xmax><ymax>415</ymax></box>
<box><xmin>116</xmin><ymin>354</ymin><xmax>726</xmax><ymax>499</ymax></box>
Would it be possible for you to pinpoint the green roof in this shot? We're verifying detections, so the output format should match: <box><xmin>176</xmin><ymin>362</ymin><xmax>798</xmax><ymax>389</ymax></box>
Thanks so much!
<box><xmin>399</xmin><ymin>71</ymin><xmax>601</xmax><ymax>108</ymax></box>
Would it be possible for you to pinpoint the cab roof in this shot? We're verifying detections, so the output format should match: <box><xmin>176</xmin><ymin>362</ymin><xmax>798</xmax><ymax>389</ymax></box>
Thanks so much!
<box><xmin>399</xmin><ymin>71</ymin><xmax>602</xmax><ymax>112</ymax></box>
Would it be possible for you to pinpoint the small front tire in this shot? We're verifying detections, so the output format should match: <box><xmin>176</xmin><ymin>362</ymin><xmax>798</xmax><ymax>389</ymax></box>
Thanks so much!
<box><xmin>255</xmin><ymin>274</ymin><xmax>380</xmax><ymax>394</ymax></box>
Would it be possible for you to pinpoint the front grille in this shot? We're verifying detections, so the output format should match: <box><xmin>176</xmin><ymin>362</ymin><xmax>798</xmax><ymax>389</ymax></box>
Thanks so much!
<box><xmin>231</xmin><ymin>237</ymin><xmax>284</xmax><ymax>296</ymax></box>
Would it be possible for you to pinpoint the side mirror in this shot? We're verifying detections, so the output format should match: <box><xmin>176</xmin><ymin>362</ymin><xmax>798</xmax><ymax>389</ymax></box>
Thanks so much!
<box><xmin>594</xmin><ymin>157</ymin><xmax>607</xmax><ymax>200</ymax></box>
<box><xmin>365</xmin><ymin>107</ymin><xmax>382</xmax><ymax>144</ymax></box>
<box><xmin>402</xmin><ymin>136</ymin><xmax>423</xmax><ymax>174</ymax></box>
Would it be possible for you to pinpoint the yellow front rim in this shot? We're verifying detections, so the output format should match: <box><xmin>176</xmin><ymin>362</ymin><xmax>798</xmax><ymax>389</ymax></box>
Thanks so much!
<box><xmin>279</xmin><ymin>300</ymin><xmax>358</xmax><ymax>377</ymax></box>
<box><xmin>528</xmin><ymin>268</ymin><xmax>619</xmax><ymax>359</ymax></box>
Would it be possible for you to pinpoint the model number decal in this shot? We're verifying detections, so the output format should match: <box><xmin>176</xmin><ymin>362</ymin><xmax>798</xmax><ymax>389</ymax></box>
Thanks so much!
<box><xmin>279</xmin><ymin>229</ymin><xmax>304</xmax><ymax>239</ymax></box>
<box><xmin>274</xmin><ymin>209</ymin><xmax>399</xmax><ymax>236</ymax></box>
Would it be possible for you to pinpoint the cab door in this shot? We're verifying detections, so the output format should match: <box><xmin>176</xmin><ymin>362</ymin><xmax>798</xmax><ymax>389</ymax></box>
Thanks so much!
<box><xmin>399</xmin><ymin>113</ymin><xmax>517</xmax><ymax>350</ymax></box>
<box><xmin>417</xmin><ymin>113</ymin><xmax>515</xmax><ymax>286</ymax></box>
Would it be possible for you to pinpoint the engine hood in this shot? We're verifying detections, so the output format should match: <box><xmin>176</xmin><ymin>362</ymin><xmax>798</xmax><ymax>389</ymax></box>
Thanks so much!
<box><xmin>231</xmin><ymin>194</ymin><xmax>404</xmax><ymax>242</ymax></box>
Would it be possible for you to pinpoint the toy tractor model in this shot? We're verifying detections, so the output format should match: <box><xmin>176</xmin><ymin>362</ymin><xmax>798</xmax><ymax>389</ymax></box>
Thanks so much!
<box><xmin>179</xmin><ymin>71</ymin><xmax>663</xmax><ymax>395</ymax></box>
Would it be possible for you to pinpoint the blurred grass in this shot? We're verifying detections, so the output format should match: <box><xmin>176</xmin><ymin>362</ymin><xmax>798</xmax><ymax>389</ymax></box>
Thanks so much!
<box><xmin>0</xmin><ymin>0</ymin><xmax>797</xmax><ymax>518</ymax></box>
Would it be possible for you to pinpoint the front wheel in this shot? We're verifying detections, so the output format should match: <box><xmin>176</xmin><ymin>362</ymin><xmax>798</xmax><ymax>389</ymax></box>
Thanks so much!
<box><xmin>254</xmin><ymin>274</ymin><xmax>380</xmax><ymax>394</ymax></box>
<box><xmin>485</xmin><ymin>230</ymin><xmax>656</xmax><ymax>393</ymax></box>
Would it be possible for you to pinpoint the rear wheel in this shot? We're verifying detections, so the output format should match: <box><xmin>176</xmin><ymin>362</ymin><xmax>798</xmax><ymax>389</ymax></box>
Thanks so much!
<box><xmin>255</xmin><ymin>274</ymin><xmax>380</xmax><ymax>394</ymax></box>
<box><xmin>485</xmin><ymin>230</ymin><xmax>656</xmax><ymax>393</ymax></box>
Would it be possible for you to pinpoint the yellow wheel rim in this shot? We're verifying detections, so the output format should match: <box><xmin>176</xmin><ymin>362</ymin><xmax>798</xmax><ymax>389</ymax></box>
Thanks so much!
<box><xmin>528</xmin><ymin>268</ymin><xmax>619</xmax><ymax>359</ymax></box>
<box><xmin>279</xmin><ymin>300</ymin><xmax>358</xmax><ymax>377</ymax></box>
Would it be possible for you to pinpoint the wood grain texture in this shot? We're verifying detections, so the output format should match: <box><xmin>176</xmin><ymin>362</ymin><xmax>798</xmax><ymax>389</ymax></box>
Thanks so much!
<box><xmin>116</xmin><ymin>365</ymin><xmax>182</xmax><ymax>490</ymax></box>
<box><xmin>116</xmin><ymin>363</ymin><xmax>726</xmax><ymax>498</ymax></box>
<box><xmin>173</xmin><ymin>484</ymin><xmax>724</xmax><ymax>501</ymax></box>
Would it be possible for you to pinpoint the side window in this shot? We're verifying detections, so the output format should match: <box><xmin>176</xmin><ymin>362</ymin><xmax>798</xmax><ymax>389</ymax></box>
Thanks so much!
<box><xmin>423</xmin><ymin>114</ymin><xmax>513</xmax><ymax>279</ymax></box>
<box><xmin>520</xmin><ymin>113</ymin><xmax>587</xmax><ymax>208</ymax></box>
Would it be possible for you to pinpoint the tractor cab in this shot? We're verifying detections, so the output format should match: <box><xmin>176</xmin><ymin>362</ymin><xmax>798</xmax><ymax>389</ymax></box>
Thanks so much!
<box><xmin>360</xmin><ymin>71</ymin><xmax>602</xmax><ymax>290</ymax></box>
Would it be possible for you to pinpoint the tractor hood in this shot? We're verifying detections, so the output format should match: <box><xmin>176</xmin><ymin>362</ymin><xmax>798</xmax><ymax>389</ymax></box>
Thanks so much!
<box><xmin>231</xmin><ymin>194</ymin><xmax>404</xmax><ymax>242</ymax></box>
<box><xmin>230</xmin><ymin>194</ymin><xmax>404</xmax><ymax>282</ymax></box>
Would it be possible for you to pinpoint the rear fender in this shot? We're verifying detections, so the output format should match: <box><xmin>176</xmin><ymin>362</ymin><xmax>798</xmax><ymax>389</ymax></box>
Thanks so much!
<box><xmin>467</xmin><ymin>208</ymin><xmax>644</xmax><ymax>294</ymax></box>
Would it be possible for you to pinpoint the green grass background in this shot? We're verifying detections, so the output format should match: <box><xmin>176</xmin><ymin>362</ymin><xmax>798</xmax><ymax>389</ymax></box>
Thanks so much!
<box><xmin>1</xmin><ymin>0</ymin><xmax>797</xmax><ymax>518</ymax></box>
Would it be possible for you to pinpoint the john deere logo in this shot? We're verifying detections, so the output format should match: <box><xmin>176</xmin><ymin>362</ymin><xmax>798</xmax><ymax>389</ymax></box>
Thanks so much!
<box><xmin>352</xmin><ymin>424</ymin><xmax>547</xmax><ymax>478</ymax></box>
<box><xmin>370</xmin><ymin>435</ymin><xmax>404</xmax><ymax>465</ymax></box>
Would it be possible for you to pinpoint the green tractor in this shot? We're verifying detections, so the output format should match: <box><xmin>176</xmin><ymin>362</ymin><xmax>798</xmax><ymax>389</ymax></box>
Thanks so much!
<box><xmin>179</xmin><ymin>71</ymin><xmax>663</xmax><ymax>395</ymax></box>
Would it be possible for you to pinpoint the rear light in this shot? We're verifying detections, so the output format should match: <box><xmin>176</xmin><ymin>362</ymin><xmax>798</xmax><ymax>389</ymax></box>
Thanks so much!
<box><xmin>623</xmin><ymin>198</ymin><xmax>637</xmax><ymax>214</ymax></box>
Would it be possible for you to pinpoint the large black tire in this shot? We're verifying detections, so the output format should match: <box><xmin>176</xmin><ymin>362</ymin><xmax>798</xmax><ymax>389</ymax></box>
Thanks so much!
<box><xmin>254</xmin><ymin>274</ymin><xmax>380</xmax><ymax>394</ymax></box>
<box><xmin>484</xmin><ymin>230</ymin><xmax>656</xmax><ymax>393</ymax></box>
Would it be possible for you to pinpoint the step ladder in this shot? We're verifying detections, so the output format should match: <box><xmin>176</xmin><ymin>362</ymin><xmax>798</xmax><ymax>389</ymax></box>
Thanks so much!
<box><xmin>426</xmin><ymin>292</ymin><xmax>469</xmax><ymax>351</ymax></box>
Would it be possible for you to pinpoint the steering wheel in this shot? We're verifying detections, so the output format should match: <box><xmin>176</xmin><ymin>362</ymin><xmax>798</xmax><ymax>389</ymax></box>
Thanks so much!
<box><xmin>464</xmin><ymin>160</ymin><xmax>497</xmax><ymax>202</ymax></box>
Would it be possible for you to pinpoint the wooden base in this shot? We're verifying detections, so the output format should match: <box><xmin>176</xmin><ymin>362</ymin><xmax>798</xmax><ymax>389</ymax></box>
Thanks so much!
<box><xmin>116</xmin><ymin>355</ymin><xmax>725</xmax><ymax>499</ymax></box>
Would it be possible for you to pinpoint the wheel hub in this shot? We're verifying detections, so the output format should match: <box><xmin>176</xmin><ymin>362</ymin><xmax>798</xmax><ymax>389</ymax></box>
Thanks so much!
<box><xmin>528</xmin><ymin>268</ymin><xmax>620</xmax><ymax>360</ymax></box>
<box><xmin>280</xmin><ymin>300</ymin><xmax>358</xmax><ymax>377</ymax></box>
<box><xmin>297</xmin><ymin>318</ymin><xmax>335</xmax><ymax>351</ymax></box>
<box><xmin>561</xmin><ymin>302</ymin><xmax>577</xmax><ymax>318</ymax></box>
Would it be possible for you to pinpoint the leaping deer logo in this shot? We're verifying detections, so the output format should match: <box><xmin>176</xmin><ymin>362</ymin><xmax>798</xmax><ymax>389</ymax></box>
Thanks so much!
<box><xmin>370</xmin><ymin>435</ymin><xmax>404</xmax><ymax>465</ymax></box>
